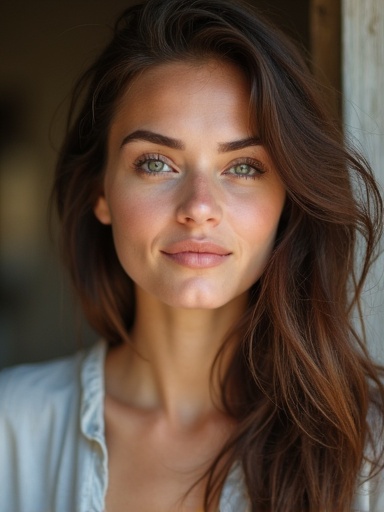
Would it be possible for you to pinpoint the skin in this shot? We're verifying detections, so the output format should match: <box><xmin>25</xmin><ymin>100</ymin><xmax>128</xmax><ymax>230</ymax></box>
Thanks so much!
<box><xmin>94</xmin><ymin>59</ymin><xmax>286</xmax><ymax>512</ymax></box>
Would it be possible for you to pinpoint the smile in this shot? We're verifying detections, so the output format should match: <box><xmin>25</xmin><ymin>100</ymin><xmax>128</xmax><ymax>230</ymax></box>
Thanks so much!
<box><xmin>161</xmin><ymin>240</ymin><xmax>232</xmax><ymax>268</ymax></box>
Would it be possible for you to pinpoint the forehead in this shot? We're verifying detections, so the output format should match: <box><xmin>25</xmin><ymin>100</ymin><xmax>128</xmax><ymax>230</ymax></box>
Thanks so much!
<box><xmin>109</xmin><ymin>59</ymin><xmax>254</xmax><ymax>142</ymax></box>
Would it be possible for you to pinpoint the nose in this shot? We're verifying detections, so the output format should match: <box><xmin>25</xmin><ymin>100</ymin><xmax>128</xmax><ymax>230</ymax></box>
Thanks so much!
<box><xmin>176</xmin><ymin>172</ymin><xmax>223</xmax><ymax>227</ymax></box>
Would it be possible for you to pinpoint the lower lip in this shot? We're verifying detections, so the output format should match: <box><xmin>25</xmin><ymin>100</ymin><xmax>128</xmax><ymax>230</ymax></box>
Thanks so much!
<box><xmin>162</xmin><ymin>251</ymin><xmax>230</xmax><ymax>268</ymax></box>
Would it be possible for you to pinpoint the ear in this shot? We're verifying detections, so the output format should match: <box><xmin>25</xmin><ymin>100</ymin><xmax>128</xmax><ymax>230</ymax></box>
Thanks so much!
<box><xmin>94</xmin><ymin>194</ymin><xmax>112</xmax><ymax>225</ymax></box>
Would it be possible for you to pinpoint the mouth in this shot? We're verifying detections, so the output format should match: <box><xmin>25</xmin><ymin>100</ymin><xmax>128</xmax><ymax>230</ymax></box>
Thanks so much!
<box><xmin>161</xmin><ymin>240</ymin><xmax>232</xmax><ymax>268</ymax></box>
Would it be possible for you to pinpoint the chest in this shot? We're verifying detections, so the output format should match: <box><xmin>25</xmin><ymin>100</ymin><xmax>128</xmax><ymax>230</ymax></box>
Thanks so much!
<box><xmin>104</xmin><ymin>400</ymin><xmax>230</xmax><ymax>512</ymax></box>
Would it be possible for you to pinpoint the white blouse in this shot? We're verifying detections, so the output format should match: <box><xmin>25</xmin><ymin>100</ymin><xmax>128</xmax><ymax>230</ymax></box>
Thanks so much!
<box><xmin>0</xmin><ymin>341</ymin><xmax>382</xmax><ymax>511</ymax></box>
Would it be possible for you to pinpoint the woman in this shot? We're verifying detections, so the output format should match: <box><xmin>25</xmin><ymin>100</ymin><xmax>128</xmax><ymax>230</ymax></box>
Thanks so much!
<box><xmin>1</xmin><ymin>0</ymin><xmax>383</xmax><ymax>510</ymax></box>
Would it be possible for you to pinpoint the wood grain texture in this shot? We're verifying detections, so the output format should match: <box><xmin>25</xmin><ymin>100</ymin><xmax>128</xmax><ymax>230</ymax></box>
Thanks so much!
<box><xmin>342</xmin><ymin>0</ymin><xmax>384</xmax><ymax>361</ymax></box>
<box><xmin>310</xmin><ymin>0</ymin><xmax>342</xmax><ymax>117</ymax></box>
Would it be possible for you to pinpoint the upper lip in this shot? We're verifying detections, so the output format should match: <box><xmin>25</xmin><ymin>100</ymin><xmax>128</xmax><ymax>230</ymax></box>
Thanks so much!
<box><xmin>161</xmin><ymin>240</ymin><xmax>231</xmax><ymax>255</ymax></box>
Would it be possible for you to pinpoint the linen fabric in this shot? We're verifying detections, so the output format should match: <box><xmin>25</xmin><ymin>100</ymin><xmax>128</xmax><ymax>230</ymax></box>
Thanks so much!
<box><xmin>0</xmin><ymin>341</ymin><xmax>382</xmax><ymax>511</ymax></box>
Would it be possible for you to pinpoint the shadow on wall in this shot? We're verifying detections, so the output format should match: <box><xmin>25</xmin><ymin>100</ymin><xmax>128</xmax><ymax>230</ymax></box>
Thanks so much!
<box><xmin>0</xmin><ymin>85</ymin><xmax>96</xmax><ymax>368</ymax></box>
<box><xmin>0</xmin><ymin>0</ymin><xmax>309</xmax><ymax>369</ymax></box>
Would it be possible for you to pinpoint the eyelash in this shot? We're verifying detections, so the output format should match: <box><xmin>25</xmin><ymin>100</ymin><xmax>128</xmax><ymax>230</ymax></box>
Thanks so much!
<box><xmin>132</xmin><ymin>154</ymin><xmax>267</xmax><ymax>179</ymax></box>
<box><xmin>224</xmin><ymin>158</ymin><xmax>267</xmax><ymax>179</ymax></box>
<box><xmin>133</xmin><ymin>153</ymin><xmax>174</xmax><ymax>176</ymax></box>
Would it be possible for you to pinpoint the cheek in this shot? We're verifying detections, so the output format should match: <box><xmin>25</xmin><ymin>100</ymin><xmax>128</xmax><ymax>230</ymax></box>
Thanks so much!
<box><xmin>241</xmin><ymin>200</ymin><xmax>284</xmax><ymax>286</ymax></box>
<box><xmin>233</xmin><ymin>191</ymin><xmax>285</xmax><ymax>248</ymax></box>
<box><xmin>108</xmin><ymin>187</ymin><xmax>166</xmax><ymax>249</ymax></box>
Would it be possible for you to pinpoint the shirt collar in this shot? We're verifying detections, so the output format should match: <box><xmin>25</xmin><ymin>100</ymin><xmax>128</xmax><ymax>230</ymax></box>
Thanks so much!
<box><xmin>80</xmin><ymin>340</ymin><xmax>107</xmax><ymax>444</ymax></box>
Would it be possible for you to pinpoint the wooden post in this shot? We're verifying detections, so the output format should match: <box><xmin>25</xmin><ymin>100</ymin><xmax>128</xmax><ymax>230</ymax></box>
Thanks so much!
<box><xmin>310</xmin><ymin>0</ymin><xmax>342</xmax><ymax>118</ymax></box>
<box><xmin>342</xmin><ymin>0</ymin><xmax>384</xmax><ymax>360</ymax></box>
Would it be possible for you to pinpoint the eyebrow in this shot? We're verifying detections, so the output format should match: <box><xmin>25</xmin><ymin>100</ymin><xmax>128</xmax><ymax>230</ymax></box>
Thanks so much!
<box><xmin>218</xmin><ymin>137</ymin><xmax>261</xmax><ymax>152</ymax></box>
<box><xmin>121</xmin><ymin>130</ymin><xmax>185</xmax><ymax>150</ymax></box>
<box><xmin>120</xmin><ymin>129</ymin><xmax>261</xmax><ymax>153</ymax></box>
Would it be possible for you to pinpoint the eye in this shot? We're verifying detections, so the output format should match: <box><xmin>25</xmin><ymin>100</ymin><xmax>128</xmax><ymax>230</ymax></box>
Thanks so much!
<box><xmin>224</xmin><ymin>159</ymin><xmax>266</xmax><ymax>179</ymax></box>
<box><xmin>133</xmin><ymin>154</ymin><xmax>174</xmax><ymax>175</ymax></box>
<box><xmin>145</xmin><ymin>159</ymin><xmax>172</xmax><ymax>173</ymax></box>
<box><xmin>232</xmin><ymin>164</ymin><xmax>257</xmax><ymax>176</ymax></box>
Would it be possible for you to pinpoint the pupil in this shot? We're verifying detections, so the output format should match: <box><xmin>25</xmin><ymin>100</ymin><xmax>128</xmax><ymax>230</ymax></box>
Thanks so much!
<box><xmin>149</xmin><ymin>160</ymin><xmax>163</xmax><ymax>171</ymax></box>
<box><xmin>236</xmin><ymin>164</ymin><xmax>248</xmax><ymax>174</ymax></box>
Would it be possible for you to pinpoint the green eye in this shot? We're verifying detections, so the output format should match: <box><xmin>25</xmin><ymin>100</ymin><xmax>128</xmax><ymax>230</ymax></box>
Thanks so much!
<box><xmin>134</xmin><ymin>156</ymin><xmax>174</xmax><ymax>174</ymax></box>
<box><xmin>233</xmin><ymin>164</ymin><xmax>255</xmax><ymax>176</ymax></box>
<box><xmin>224</xmin><ymin>160</ymin><xmax>266</xmax><ymax>180</ymax></box>
<box><xmin>148</xmin><ymin>160</ymin><xmax>167</xmax><ymax>172</ymax></box>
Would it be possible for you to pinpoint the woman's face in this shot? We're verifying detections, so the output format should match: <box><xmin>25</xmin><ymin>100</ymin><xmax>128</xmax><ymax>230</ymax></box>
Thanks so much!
<box><xmin>94</xmin><ymin>59</ymin><xmax>286</xmax><ymax>310</ymax></box>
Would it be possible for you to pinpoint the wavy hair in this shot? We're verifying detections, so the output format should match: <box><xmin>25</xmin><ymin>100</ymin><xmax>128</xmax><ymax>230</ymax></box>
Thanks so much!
<box><xmin>53</xmin><ymin>0</ymin><xmax>384</xmax><ymax>510</ymax></box>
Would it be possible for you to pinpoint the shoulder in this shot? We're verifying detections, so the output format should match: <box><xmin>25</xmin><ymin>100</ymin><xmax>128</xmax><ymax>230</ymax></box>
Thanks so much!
<box><xmin>0</xmin><ymin>350</ymin><xmax>83</xmax><ymax>414</ymax></box>
<box><xmin>0</xmin><ymin>341</ymin><xmax>106</xmax><ymax>429</ymax></box>
<box><xmin>0</xmin><ymin>342</ymin><xmax>106</xmax><ymax>511</ymax></box>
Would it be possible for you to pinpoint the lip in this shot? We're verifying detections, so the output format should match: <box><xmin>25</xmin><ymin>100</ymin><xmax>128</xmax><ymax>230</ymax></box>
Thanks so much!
<box><xmin>161</xmin><ymin>240</ymin><xmax>232</xmax><ymax>268</ymax></box>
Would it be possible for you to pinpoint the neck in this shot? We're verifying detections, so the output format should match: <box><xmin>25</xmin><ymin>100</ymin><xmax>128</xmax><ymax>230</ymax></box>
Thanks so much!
<box><xmin>105</xmin><ymin>288</ymin><xmax>248</xmax><ymax>427</ymax></box>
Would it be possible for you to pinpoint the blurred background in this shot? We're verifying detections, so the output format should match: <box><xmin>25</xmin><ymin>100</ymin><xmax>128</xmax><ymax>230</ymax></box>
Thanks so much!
<box><xmin>0</xmin><ymin>0</ymin><xmax>382</xmax><ymax>368</ymax></box>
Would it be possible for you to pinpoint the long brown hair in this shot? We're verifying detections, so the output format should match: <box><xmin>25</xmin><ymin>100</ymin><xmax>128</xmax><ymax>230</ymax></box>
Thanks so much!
<box><xmin>53</xmin><ymin>0</ymin><xmax>384</xmax><ymax>510</ymax></box>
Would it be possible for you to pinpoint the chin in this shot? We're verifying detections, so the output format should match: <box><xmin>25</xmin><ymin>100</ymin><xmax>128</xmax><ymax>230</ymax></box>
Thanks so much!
<box><xmin>163</xmin><ymin>295</ymin><xmax>226</xmax><ymax>310</ymax></box>
<box><xmin>135</xmin><ymin>277</ymin><xmax>249</xmax><ymax>311</ymax></box>
<box><xmin>159</xmin><ymin>285</ymin><xmax>242</xmax><ymax>311</ymax></box>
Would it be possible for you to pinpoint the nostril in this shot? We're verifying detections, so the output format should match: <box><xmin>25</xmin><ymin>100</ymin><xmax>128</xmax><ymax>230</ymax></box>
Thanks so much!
<box><xmin>176</xmin><ymin>193</ymin><xmax>222</xmax><ymax>226</ymax></box>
